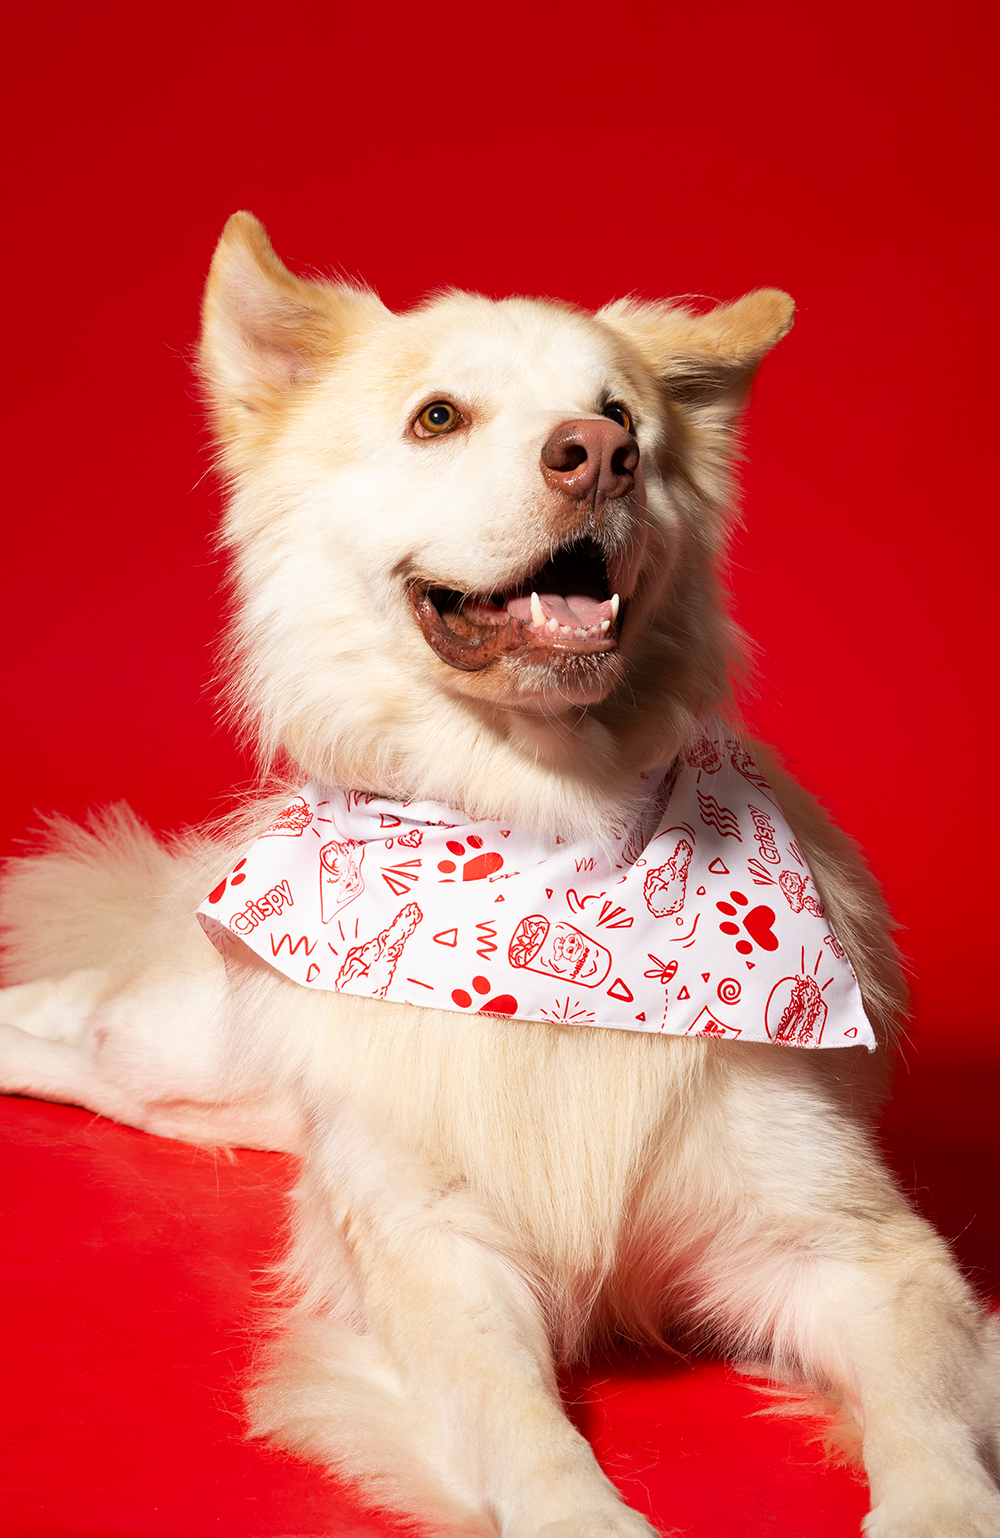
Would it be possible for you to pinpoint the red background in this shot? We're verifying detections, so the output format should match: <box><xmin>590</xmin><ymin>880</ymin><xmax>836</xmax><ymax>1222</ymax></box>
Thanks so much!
<box><xmin>2</xmin><ymin>2</ymin><xmax>997</xmax><ymax>1534</ymax></box>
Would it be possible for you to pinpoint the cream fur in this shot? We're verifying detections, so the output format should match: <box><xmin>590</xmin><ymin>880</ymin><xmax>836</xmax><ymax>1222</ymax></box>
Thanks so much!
<box><xmin>1</xmin><ymin>213</ymin><xmax>997</xmax><ymax>1537</ymax></box>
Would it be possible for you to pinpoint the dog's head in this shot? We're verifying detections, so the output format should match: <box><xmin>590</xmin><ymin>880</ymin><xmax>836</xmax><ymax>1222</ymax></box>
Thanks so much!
<box><xmin>199</xmin><ymin>213</ymin><xmax>792</xmax><ymax>833</ymax></box>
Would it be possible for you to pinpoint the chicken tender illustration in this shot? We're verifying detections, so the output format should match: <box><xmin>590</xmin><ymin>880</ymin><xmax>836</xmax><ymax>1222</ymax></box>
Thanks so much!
<box><xmin>335</xmin><ymin>902</ymin><xmax>423</xmax><ymax>999</ymax></box>
<box><xmin>643</xmin><ymin>836</ymin><xmax>693</xmax><ymax>917</ymax></box>
<box><xmin>319</xmin><ymin>839</ymin><xmax>365</xmax><ymax>923</ymax></box>
<box><xmin>765</xmin><ymin>974</ymin><xmax>828</xmax><ymax>1047</ymax></box>
<box><xmin>779</xmin><ymin>868</ymin><xmax>825</xmax><ymax>918</ymax></box>
<box><xmin>260</xmin><ymin>795</ymin><xmax>313</xmax><ymax>836</ymax></box>
<box><xmin>508</xmin><ymin>916</ymin><xmax>611</xmax><ymax>987</ymax></box>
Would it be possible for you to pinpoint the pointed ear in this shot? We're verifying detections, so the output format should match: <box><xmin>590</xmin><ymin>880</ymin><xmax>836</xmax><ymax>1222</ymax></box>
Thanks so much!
<box><xmin>198</xmin><ymin>211</ymin><xmax>386</xmax><ymax>462</ymax></box>
<box><xmin>598</xmin><ymin>289</ymin><xmax>794</xmax><ymax>425</ymax></box>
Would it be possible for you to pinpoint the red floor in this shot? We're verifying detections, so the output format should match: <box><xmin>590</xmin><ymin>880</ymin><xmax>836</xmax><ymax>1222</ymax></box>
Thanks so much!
<box><xmin>1</xmin><ymin>1067</ymin><xmax>996</xmax><ymax>1538</ymax></box>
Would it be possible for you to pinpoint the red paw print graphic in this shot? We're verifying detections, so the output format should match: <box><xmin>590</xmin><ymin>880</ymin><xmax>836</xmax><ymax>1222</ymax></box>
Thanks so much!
<box><xmin>207</xmin><ymin>858</ymin><xmax>247</xmax><ymax>903</ymax></box>
<box><xmin>450</xmin><ymin>974</ymin><xmax>519</xmax><ymax>1016</ymax></box>
<box><xmin>437</xmin><ymin>835</ymin><xmax>504</xmax><ymax>882</ymax></box>
<box><xmin>716</xmin><ymin>890</ymin><xmax>779</xmax><ymax>955</ymax></box>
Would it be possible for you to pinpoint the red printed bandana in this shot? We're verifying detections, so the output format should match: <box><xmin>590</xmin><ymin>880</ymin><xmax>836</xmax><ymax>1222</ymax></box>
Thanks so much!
<box><xmin>198</xmin><ymin>721</ymin><xmax>874</xmax><ymax>1050</ymax></box>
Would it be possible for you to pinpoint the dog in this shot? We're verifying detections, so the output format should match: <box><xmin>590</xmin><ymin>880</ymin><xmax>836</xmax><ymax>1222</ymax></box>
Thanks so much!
<box><xmin>2</xmin><ymin>212</ymin><xmax>998</xmax><ymax>1537</ymax></box>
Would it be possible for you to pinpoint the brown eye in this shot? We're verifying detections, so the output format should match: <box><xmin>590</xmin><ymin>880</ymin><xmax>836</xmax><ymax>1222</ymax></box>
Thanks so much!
<box><xmin>603</xmin><ymin>403</ymin><xmax>632</xmax><ymax>433</ymax></box>
<box><xmin>415</xmin><ymin>401</ymin><xmax>460</xmax><ymax>436</ymax></box>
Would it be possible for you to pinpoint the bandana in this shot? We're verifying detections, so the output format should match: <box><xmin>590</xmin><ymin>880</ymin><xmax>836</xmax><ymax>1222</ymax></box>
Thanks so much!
<box><xmin>197</xmin><ymin>721</ymin><xmax>874</xmax><ymax>1050</ymax></box>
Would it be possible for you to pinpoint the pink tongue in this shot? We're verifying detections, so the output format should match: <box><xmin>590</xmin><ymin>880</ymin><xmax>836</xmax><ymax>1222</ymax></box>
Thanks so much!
<box><xmin>507</xmin><ymin>591</ymin><xmax>609</xmax><ymax>626</ymax></box>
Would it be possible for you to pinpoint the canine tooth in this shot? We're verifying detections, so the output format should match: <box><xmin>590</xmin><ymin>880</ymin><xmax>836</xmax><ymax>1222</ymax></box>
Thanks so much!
<box><xmin>530</xmin><ymin>591</ymin><xmax>545</xmax><ymax>629</ymax></box>
<box><xmin>547</xmin><ymin>617</ymin><xmax>559</xmax><ymax>634</ymax></box>
<box><xmin>610</xmin><ymin>593</ymin><xmax>620</xmax><ymax>622</ymax></box>
<box><xmin>600</xmin><ymin>620</ymin><xmax>610</xmax><ymax>632</ymax></box>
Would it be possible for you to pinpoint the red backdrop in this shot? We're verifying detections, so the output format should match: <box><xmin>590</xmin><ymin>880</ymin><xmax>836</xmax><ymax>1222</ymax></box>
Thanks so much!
<box><xmin>2</xmin><ymin>7</ymin><xmax>998</xmax><ymax>1536</ymax></box>
<box><xmin>9</xmin><ymin>0</ymin><xmax>996</xmax><ymax>1058</ymax></box>
<box><xmin>2</xmin><ymin>5</ymin><xmax>997</xmax><ymax>1044</ymax></box>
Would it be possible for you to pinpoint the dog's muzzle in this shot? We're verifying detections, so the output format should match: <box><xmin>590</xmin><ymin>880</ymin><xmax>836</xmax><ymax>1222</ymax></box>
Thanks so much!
<box><xmin>410</xmin><ymin>419</ymin><xmax>643</xmax><ymax>673</ymax></box>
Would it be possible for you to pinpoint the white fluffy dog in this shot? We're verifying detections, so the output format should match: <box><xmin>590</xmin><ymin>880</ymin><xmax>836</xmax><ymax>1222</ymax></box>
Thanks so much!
<box><xmin>2</xmin><ymin>213</ymin><xmax>998</xmax><ymax>1537</ymax></box>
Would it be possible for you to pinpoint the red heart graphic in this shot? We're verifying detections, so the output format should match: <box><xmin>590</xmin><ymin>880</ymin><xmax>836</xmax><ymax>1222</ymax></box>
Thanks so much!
<box><xmin>743</xmin><ymin>905</ymin><xmax>779</xmax><ymax>952</ymax></box>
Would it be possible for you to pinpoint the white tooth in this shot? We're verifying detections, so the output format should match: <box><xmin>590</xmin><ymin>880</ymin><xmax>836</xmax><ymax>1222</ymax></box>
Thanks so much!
<box><xmin>547</xmin><ymin>617</ymin><xmax>559</xmax><ymax>634</ymax></box>
<box><xmin>600</xmin><ymin>619</ymin><xmax>610</xmax><ymax>632</ymax></box>
<box><xmin>530</xmin><ymin>591</ymin><xmax>545</xmax><ymax>629</ymax></box>
<box><xmin>610</xmin><ymin>593</ymin><xmax>620</xmax><ymax>621</ymax></box>
<box><xmin>560</xmin><ymin>624</ymin><xmax>573</xmax><ymax>636</ymax></box>
<box><xmin>575</xmin><ymin>627</ymin><xmax>586</xmax><ymax>638</ymax></box>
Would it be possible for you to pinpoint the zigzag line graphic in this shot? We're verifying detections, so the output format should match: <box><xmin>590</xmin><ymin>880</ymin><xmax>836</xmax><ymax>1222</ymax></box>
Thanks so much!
<box><xmin>269</xmin><ymin>933</ymin><xmax>318</xmax><ymax>958</ymax></box>
<box><xmin>696</xmin><ymin>791</ymin><xmax>743</xmax><ymax>840</ymax></box>
<box><xmin>475</xmin><ymin>920</ymin><xmax>498</xmax><ymax>959</ymax></box>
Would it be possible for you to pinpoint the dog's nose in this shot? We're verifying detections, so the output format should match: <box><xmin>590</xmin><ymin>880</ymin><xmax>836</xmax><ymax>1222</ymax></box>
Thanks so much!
<box><xmin>540</xmin><ymin>418</ymin><xmax>639</xmax><ymax>503</ymax></box>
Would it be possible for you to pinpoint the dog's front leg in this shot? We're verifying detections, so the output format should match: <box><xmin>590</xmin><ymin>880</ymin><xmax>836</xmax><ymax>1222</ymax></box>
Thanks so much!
<box><xmin>673</xmin><ymin>1053</ymin><xmax>1000</xmax><ymax>1538</ymax></box>
<box><xmin>253</xmin><ymin>1100</ymin><xmax>658</xmax><ymax>1538</ymax></box>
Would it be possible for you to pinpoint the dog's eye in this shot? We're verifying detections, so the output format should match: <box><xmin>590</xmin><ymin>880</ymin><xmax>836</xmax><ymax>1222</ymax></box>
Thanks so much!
<box><xmin>414</xmin><ymin>401</ymin><xmax>461</xmax><ymax>437</ymax></box>
<box><xmin>602</xmin><ymin>403</ymin><xmax>632</xmax><ymax>434</ymax></box>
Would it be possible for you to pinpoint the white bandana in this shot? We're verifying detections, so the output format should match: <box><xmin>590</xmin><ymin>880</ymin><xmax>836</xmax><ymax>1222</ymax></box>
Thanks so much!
<box><xmin>197</xmin><ymin>721</ymin><xmax>874</xmax><ymax>1050</ymax></box>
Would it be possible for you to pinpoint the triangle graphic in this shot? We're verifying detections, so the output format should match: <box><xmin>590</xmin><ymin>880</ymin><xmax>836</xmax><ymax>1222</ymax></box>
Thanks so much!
<box><xmin>545</xmin><ymin>889</ymin><xmax>553</xmax><ymax>898</ymax></box>
<box><xmin>844</xmin><ymin>1027</ymin><xmax>858</xmax><ymax>1038</ymax></box>
<box><xmin>494</xmin><ymin>894</ymin><xmax>505</xmax><ymax>902</ymax></box>
<box><xmin>708</xmin><ymin>858</ymin><xmax>730</xmax><ymax>875</ymax></box>
<box><xmin>677</xmin><ymin>985</ymin><xmax>691</xmax><ymax>1000</ymax></box>
<box><xmin>607</xmin><ymin>978</ymin><xmax>634</xmax><ymax>1002</ymax></box>
<box><xmin>634</xmin><ymin>1012</ymin><xmax>646</xmax><ymax>1022</ymax></box>
<box><xmin>701</xmin><ymin>972</ymin><xmax>710</xmax><ymax>983</ymax></box>
<box><xmin>696</xmin><ymin>886</ymin><xmax>706</xmax><ymax>896</ymax></box>
<box><xmin>745</xmin><ymin>960</ymin><xmax>755</xmax><ymax>969</ymax></box>
<box><xmin>433</xmin><ymin>928</ymin><xmax>459</xmax><ymax>947</ymax></box>
<box><xmin>500</xmin><ymin>829</ymin><xmax>511</xmax><ymax>837</ymax></box>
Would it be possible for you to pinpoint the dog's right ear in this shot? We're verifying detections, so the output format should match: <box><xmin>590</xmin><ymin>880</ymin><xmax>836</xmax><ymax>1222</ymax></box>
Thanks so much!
<box><xmin>599</xmin><ymin>289</ymin><xmax>795</xmax><ymax>430</ymax></box>
<box><xmin>198</xmin><ymin>212</ymin><xmax>384</xmax><ymax>467</ymax></box>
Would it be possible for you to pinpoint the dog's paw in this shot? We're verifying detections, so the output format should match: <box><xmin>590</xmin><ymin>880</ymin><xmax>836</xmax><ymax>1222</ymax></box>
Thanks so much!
<box><xmin>864</xmin><ymin>1491</ymin><xmax>1000</xmax><ymax>1538</ymax></box>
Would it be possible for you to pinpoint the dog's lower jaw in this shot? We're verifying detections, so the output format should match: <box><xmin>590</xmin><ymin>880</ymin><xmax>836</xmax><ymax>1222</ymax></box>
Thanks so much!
<box><xmin>433</xmin><ymin>642</ymin><xmax>627</xmax><ymax>714</ymax></box>
<box><xmin>505</xmin><ymin>650</ymin><xmax>627</xmax><ymax>711</ymax></box>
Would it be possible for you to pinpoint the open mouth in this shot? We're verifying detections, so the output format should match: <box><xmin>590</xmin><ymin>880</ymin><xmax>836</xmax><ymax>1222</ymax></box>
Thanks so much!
<box><xmin>410</xmin><ymin>537</ymin><xmax>622</xmax><ymax>673</ymax></box>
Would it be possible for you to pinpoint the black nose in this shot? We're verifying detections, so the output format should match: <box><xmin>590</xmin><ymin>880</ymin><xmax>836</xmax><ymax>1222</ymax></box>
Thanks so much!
<box><xmin>540</xmin><ymin>418</ymin><xmax>639</xmax><ymax>503</ymax></box>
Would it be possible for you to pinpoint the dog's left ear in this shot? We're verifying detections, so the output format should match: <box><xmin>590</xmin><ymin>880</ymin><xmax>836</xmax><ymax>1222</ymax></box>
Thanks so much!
<box><xmin>598</xmin><ymin>289</ymin><xmax>794</xmax><ymax>426</ymax></box>
<box><xmin>198</xmin><ymin>211</ymin><xmax>387</xmax><ymax>467</ymax></box>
